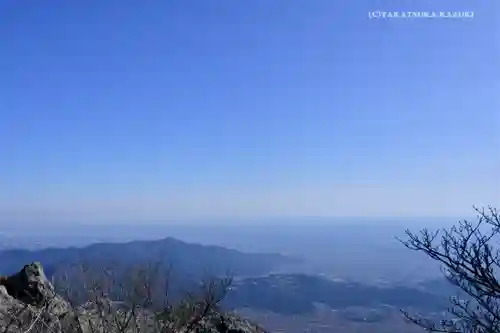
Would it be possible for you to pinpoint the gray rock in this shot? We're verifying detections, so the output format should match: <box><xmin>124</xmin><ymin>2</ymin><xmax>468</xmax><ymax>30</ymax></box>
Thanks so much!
<box><xmin>0</xmin><ymin>262</ymin><xmax>75</xmax><ymax>333</ymax></box>
<box><xmin>1</xmin><ymin>262</ymin><xmax>53</xmax><ymax>305</ymax></box>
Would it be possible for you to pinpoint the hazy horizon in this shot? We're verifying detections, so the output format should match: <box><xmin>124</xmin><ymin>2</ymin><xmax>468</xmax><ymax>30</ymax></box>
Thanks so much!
<box><xmin>0</xmin><ymin>214</ymin><xmax>470</xmax><ymax>227</ymax></box>
<box><xmin>0</xmin><ymin>217</ymin><xmax>446</xmax><ymax>282</ymax></box>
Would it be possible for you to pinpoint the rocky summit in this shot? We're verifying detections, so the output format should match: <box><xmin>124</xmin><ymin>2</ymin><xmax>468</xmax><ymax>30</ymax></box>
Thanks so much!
<box><xmin>0</xmin><ymin>262</ymin><xmax>267</xmax><ymax>333</ymax></box>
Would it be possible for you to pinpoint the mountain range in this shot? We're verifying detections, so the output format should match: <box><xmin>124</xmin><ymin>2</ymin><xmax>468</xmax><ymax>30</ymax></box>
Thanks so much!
<box><xmin>0</xmin><ymin>236</ymin><xmax>451</xmax><ymax>332</ymax></box>
<box><xmin>0</xmin><ymin>237</ymin><xmax>298</xmax><ymax>278</ymax></box>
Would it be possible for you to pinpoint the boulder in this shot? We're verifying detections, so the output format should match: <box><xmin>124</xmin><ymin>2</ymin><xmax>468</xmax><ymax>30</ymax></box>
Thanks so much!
<box><xmin>1</xmin><ymin>262</ymin><xmax>54</xmax><ymax>305</ymax></box>
<box><xmin>0</xmin><ymin>262</ymin><xmax>75</xmax><ymax>333</ymax></box>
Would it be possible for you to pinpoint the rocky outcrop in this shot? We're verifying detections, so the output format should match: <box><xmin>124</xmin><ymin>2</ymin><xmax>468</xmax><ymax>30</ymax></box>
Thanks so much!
<box><xmin>1</xmin><ymin>262</ymin><xmax>56</xmax><ymax>305</ymax></box>
<box><xmin>0</xmin><ymin>262</ymin><xmax>266</xmax><ymax>333</ymax></box>
<box><xmin>0</xmin><ymin>262</ymin><xmax>74</xmax><ymax>333</ymax></box>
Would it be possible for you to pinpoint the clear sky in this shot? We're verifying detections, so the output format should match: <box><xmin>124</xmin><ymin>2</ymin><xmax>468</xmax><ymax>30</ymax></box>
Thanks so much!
<box><xmin>0</xmin><ymin>0</ymin><xmax>498</xmax><ymax>222</ymax></box>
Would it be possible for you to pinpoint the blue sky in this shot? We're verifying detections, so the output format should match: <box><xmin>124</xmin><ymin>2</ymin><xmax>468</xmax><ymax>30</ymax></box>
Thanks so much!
<box><xmin>0</xmin><ymin>0</ymin><xmax>498</xmax><ymax>221</ymax></box>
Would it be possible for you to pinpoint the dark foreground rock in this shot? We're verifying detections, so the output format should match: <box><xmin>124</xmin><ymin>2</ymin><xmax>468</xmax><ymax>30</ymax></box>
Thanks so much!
<box><xmin>0</xmin><ymin>262</ymin><xmax>267</xmax><ymax>333</ymax></box>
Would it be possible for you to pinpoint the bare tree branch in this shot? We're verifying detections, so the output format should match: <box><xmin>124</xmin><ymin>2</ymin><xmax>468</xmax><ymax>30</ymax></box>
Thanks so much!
<box><xmin>398</xmin><ymin>206</ymin><xmax>500</xmax><ymax>333</ymax></box>
<box><xmin>4</xmin><ymin>260</ymin><xmax>236</xmax><ymax>333</ymax></box>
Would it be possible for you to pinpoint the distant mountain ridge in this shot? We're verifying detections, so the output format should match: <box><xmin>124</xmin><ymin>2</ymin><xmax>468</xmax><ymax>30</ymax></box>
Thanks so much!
<box><xmin>0</xmin><ymin>236</ymin><xmax>300</xmax><ymax>279</ymax></box>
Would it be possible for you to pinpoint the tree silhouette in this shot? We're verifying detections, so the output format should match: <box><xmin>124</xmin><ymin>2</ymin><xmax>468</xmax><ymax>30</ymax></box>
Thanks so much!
<box><xmin>399</xmin><ymin>206</ymin><xmax>500</xmax><ymax>333</ymax></box>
